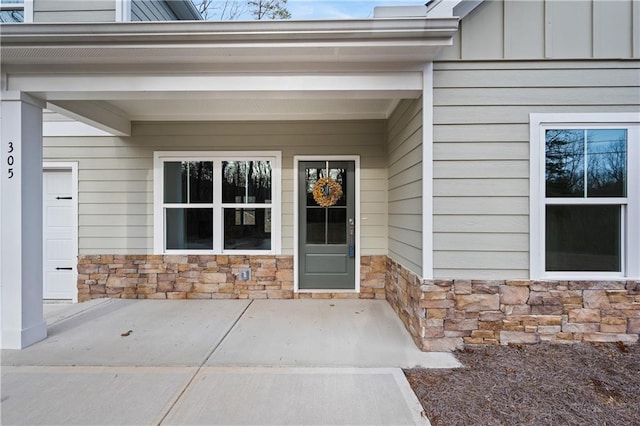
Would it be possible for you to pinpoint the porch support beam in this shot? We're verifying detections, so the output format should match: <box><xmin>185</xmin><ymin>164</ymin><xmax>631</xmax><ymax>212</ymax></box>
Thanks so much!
<box><xmin>1</xmin><ymin>91</ymin><xmax>47</xmax><ymax>349</ymax></box>
<box><xmin>7</xmin><ymin>73</ymin><xmax>423</xmax><ymax>99</ymax></box>
<box><xmin>47</xmin><ymin>100</ymin><xmax>131</xmax><ymax>137</ymax></box>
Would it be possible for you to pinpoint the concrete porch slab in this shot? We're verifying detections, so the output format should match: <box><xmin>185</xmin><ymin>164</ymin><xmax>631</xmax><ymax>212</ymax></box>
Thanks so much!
<box><xmin>1</xmin><ymin>299</ymin><xmax>251</xmax><ymax>367</ymax></box>
<box><xmin>1</xmin><ymin>299</ymin><xmax>456</xmax><ymax>426</ymax></box>
<box><xmin>43</xmin><ymin>298</ymin><xmax>112</xmax><ymax>325</ymax></box>
<box><xmin>207</xmin><ymin>299</ymin><xmax>460</xmax><ymax>368</ymax></box>
<box><xmin>163</xmin><ymin>367</ymin><xmax>429</xmax><ymax>426</ymax></box>
<box><xmin>1</xmin><ymin>366</ymin><xmax>195</xmax><ymax>425</ymax></box>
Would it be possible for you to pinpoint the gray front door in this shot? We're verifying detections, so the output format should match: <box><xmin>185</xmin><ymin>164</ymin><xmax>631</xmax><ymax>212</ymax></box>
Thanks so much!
<box><xmin>299</xmin><ymin>161</ymin><xmax>356</xmax><ymax>290</ymax></box>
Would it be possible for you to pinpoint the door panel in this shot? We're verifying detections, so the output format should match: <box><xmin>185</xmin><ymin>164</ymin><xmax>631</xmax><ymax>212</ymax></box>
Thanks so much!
<box><xmin>299</xmin><ymin>161</ymin><xmax>355</xmax><ymax>290</ymax></box>
<box><xmin>305</xmin><ymin>254</ymin><xmax>348</xmax><ymax>273</ymax></box>
<box><xmin>43</xmin><ymin>169</ymin><xmax>76</xmax><ymax>300</ymax></box>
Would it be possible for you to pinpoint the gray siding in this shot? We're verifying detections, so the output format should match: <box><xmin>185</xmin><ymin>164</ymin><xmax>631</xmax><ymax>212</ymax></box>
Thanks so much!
<box><xmin>387</xmin><ymin>98</ymin><xmax>423</xmax><ymax>276</ymax></box>
<box><xmin>33</xmin><ymin>0</ymin><xmax>115</xmax><ymax>22</ymax></box>
<box><xmin>43</xmin><ymin>120</ymin><xmax>388</xmax><ymax>256</ymax></box>
<box><xmin>432</xmin><ymin>60</ymin><xmax>640</xmax><ymax>279</ymax></box>
<box><xmin>439</xmin><ymin>0</ymin><xmax>640</xmax><ymax>60</ymax></box>
<box><xmin>132</xmin><ymin>0</ymin><xmax>178</xmax><ymax>21</ymax></box>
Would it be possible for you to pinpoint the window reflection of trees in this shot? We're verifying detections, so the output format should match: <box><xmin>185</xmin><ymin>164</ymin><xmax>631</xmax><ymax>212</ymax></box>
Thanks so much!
<box><xmin>187</xmin><ymin>161</ymin><xmax>213</xmax><ymax>203</ymax></box>
<box><xmin>586</xmin><ymin>130</ymin><xmax>627</xmax><ymax>197</ymax></box>
<box><xmin>546</xmin><ymin>129</ymin><xmax>626</xmax><ymax>198</ymax></box>
<box><xmin>222</xmin><ymin>161</ymin><xmax>272</xmax><ymax>203</ymax></box>
<box><xmin>221</xmin><ymin>161</ymin><xmax>272</xmax><ymax>249</ymax></box>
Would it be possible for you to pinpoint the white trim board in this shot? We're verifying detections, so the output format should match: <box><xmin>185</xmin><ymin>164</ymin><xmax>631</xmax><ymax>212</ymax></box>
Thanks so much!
<box><xmin>115</xmin><ymin>0</ymin><xmax>131</xmax><ymax>22</ymax></box>
<box><xmin>421</xmin><ymin>63</ymin><xmax>434</xmax><ymax>280</ymax></box>
<box><xmin>293</xmin><ymin>155</ymin><xmax>361</xmax><ymax>294</ymax></box>
<box><xmin>43</xmin><ymin>121</ymin><xmax>112</xmax><ymax>137</ymax></box>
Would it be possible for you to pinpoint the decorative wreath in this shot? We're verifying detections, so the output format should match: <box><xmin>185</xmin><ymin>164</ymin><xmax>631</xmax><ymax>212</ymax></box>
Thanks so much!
<box><xmin>312</xmin><ymin>177</ymin><xmax>343</xmax><ymax>207</ymax></box>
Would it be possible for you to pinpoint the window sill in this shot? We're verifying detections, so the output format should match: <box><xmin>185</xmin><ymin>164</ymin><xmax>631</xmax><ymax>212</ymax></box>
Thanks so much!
<box><xmin>162</xmin><ymin>250</ymin><xmax>278</xmax><ymax>256</ymax></box>
<box><xmin>538</xmin><ymin>272</ymin><xmax>629</xmax><ymax>281</ymax></box>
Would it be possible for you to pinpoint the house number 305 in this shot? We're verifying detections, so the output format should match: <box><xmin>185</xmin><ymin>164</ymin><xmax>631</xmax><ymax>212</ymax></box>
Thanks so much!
<box><xmin>7</xmin><ymin>141</ymin><xmax>15</xmax><ymax>179</ymax></box>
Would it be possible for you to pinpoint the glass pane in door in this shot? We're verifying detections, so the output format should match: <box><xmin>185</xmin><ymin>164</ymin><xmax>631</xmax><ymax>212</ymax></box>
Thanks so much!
<box><xmin>305</xmin><ymin>164</ymin><xmax>348</xmax><ymax>245</ymax></box>
<box><xmin>327</xmin><ymin>208</ymin><xmax>347</xmax><ymax>244</ymax></box>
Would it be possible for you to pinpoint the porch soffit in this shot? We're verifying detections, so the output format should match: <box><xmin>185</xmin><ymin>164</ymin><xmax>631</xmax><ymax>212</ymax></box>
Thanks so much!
<box><xmin>1</xmin><ymin>18</ymin><xmax>458</xmax><ymax>128</ymax></box>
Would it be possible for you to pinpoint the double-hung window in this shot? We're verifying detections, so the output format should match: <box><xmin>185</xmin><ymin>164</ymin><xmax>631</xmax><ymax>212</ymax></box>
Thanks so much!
<box><xmin>530</xmin><ymin>114</ymin><xmax>639</xmax><ymax>279</ymax></box>
<box><xmin>154</xmin><ymin>152</ymin><xmax>281</xmax><ymax>254</ymax></box>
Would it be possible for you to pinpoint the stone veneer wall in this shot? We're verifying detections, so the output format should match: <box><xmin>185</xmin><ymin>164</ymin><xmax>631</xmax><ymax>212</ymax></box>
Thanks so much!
<box><xmin>77</xmin><ymin>255</ymin><xmax>386</xmax><ymax>301</ymax></box>
<box><xmin>385</xmin><ymin>258</ymin><xmax>640</xmax><ymax>351</ymax></box>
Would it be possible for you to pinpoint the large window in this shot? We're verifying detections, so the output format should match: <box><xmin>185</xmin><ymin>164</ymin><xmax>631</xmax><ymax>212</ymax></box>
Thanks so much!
<box><xmin>530</xmin><ymin>114</ymin><xmax>639</xmax><ymax>279</ymax></box>
<box><xmin>154</xmin><ymin>152</ymin><xmax>280</xmax><ymax>254</ymax></box>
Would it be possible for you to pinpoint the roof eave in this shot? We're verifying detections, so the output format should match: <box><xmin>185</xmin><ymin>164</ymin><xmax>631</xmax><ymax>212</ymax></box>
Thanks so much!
<box><xmin>0</xmin><ymin>18</ymin><xmax>459</xmax><ymax>45</ymax></box>
<box><xmin>0</xmin><ymin>18</ymin><xmax>459</xmax><ymax>68</ymax></box>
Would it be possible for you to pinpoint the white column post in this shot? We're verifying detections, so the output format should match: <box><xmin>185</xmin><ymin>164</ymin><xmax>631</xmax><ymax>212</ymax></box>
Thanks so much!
<box><xmin>421</xmin><ymin>63</ymin><xmax>434</xmax><ymax>280</ymax></box>
<box><xmin>1</xmin><ymin>91</ymin><xmax>47</xmax><ymax>349</ymax></box>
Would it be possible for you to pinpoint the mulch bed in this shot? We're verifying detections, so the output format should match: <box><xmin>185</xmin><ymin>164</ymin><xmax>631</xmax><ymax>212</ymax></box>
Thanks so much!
<box><xmin>405</xmin><ymin>342</ymin><xmax>640</xmax><ymax>426</ymax></box>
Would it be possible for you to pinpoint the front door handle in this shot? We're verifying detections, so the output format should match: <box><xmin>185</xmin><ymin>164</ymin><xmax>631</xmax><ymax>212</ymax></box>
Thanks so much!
<box><xmin>56</xmin><ymin>267</ymin><xmax>73</xmax><ymax>271</ymax></box>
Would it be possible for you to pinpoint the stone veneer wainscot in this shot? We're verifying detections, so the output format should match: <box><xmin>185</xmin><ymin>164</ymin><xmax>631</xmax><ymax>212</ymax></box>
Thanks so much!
<box><xmin>385</xmin><ymin>258</ymin><xmax>640</xmax><ymax>351</ymax></box>
<box><xmin>77</xmin><ymin>255</ymin><xmax>387</xmax><ymax>301</ymax></box>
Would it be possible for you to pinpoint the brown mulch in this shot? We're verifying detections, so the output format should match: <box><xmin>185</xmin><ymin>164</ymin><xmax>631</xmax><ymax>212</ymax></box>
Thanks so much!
<box><xmin>404</xmin><ymin>342</ymin><xmax>640</xmax><ymax>426</ymax></box>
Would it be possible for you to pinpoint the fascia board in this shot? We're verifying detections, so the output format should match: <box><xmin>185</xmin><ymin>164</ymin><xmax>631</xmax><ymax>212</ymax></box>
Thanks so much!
<box><xmin>0</xmin><ymin>18</ymin><xmax>458</xmax><ymax>67</ymax></box>
<box><xmin>0</xmin><ymin>18</ymin><xmax>459</xmax><ymax>45</ymax></box>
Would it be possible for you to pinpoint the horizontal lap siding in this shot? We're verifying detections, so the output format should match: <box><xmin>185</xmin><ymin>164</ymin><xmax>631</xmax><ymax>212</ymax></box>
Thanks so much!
<box><xmin>433</xmin><ymin>60</ymin><xmax>640</xmax><ymax>280</ymax></box>
<box><xmin>387</xmin><ymin>98</ymin><xmax>423</xmax><ymax>276</ymax></box>
<box><xmin>43</xmin><ymin>120</ymin><xmax>387</xmax><ymax>255</ymax></box>
<box><xmin>33</xmin><ymin>0</ymin><xmax>115</xmax><ymax>22</ymax></box>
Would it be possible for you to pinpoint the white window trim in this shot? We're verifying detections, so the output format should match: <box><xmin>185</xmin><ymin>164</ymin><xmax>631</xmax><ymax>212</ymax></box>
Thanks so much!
<box><xmin>23</xmin><ymin>0</ymin><xmax>31</xmax><ymax>22</ymax></box>
<box><xmin>153</xmin><ymin>151</ymin><xmax>281</xmax><ymax>255</ymax></box>
<box><xmin>530</xmin><ymin>113</ymin><xmax>640</xmax><ymax>280</ymax></box>
<box><xmin>293</xmin><ymin>155</ymin><xmax>361</xmax><ymax>294</ymax></box>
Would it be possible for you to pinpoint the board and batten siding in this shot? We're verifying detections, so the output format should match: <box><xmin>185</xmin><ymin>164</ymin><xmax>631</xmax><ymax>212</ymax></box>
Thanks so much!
<box><xmin>387</xmin><ymin>98</ymin><xmax>423</xmax><ymax>276</ymax></box>
<box><xmin>131</xmin><ymin>0</ymin><xmax>178</xmax><ymax>21</ymax></box>
<box><xmin>438</xmin><ymin>0</ymin><xmax>640</xmax><ymax>60</ymax></box>
<box><xmin>33</xmin><ymin>0</ymin><xmax>116</xmax><ymax>23</ymax></box>
<box><xmin>432</xmin><ymin>60</ymin><xmax>640</xmax><ymax>280</ymax></box>
<box><xmin>42</xmin><ymin>120</ymin><xmax>388</xmax><ymax>256</ymax></box>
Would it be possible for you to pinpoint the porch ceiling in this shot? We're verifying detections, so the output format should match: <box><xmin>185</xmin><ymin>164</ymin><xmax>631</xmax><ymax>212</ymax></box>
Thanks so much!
<box><xmin>1</xmin><ymin>18</ymin><xmax>458</xmax><ymax>133</ymax></box>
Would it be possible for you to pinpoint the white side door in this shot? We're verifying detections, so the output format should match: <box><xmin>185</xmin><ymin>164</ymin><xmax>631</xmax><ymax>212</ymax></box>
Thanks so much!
<box><xmin>43</xmin><ymin>165</ymin><xmax>78</xmax><ymax>301</ymax></box>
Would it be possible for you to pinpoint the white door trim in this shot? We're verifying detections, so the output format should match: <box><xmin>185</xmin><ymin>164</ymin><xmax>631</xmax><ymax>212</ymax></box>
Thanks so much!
<box><xmin>293</xmin><ymin>155</ymin><xmax>361</xmax><ymax>293</ymax></box>
<box><xmin>43</xmin><ymin>162</ymin><xmax>78</xmax><ymax>302</ymax></box>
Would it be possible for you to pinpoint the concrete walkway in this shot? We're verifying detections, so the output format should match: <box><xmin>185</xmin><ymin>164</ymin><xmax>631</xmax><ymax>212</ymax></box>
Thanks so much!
<box><xmin>1</xmin><ymin>299</ymin><xmax>459</xmax><ymax>425</ymax></box>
